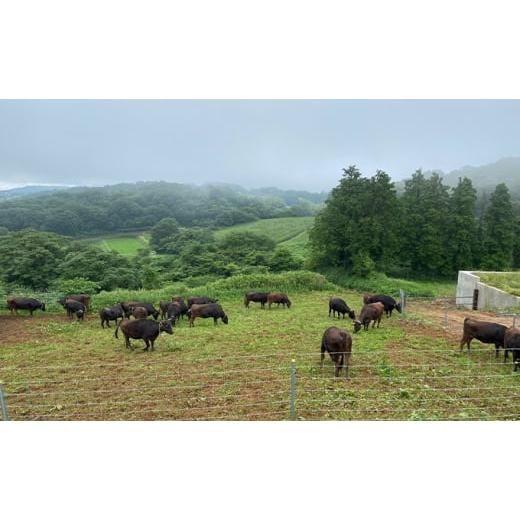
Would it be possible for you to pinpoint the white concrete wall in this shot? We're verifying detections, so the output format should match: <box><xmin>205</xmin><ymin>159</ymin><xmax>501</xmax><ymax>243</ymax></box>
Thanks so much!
<box><xmin>456</xmin><ymin>270</ymin><xmax>520</xmax><ymax>310</ymax></box>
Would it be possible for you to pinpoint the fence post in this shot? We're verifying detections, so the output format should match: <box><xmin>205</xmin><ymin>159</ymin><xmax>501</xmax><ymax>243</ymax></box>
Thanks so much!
<box><xmin>399</xmin><ymin>289</ymin><xmax>406</xmax><ymax>317</ymax></box>
<box><xmin>0</xmin><ymin>382</ymin><xmax>10</xmax><ymax>421</ymax></box>
<box><xmin>443</xmin><ymin>300</ymin><xmax>449</xmax><ymax>329</ymax></box>
<box><xmin>289</xmin><ymin>359</ymin><xmax>296</xmax><ymax>420</ymax></box>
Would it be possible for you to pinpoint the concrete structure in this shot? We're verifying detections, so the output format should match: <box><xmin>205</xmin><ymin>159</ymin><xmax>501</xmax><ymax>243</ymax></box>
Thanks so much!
<box><xmin>456</xmin><ymin>271</ymin><xmax>520</xmax><ymax>310</ymax></box>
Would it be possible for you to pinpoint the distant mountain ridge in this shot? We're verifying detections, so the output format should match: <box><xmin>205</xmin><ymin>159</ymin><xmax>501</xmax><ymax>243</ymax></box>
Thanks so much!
<box><xmin>0</xmin><ymin>185</ymin><xmax>70</xmax><ymax>199</ymax></box>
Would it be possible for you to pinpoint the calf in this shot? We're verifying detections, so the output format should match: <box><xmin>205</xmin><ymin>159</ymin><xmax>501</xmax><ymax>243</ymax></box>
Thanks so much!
<box><xmin>244</xmin><ymin>292</ymin><xmax>269</xmax><ymax>309</ymax></box>
<box><xmin>187</xmin><ymin>296</ymin><xmax>218</xmax><ymax>308</ymax></box>
<box><xmin>188</xmin><ymin>303</ymin><xmax>228</xmax><ymax>327</ymax></box>
<box><xmin>115</xmin><ymin>318</ymin><xmax>173</xmax><ymax>351</ymax></box>
<box><xmin>7</xmin><ymin>297</ymin><xmax>46</xmax><ymax>316</ymax></box>
<box><xmin>364</xmin><ymin>294</ymin><xmax>401</xmax><ymax>317</ymax></box>
<box><xmin>328</xmin><ymin>297</ymin><xmax>355</xmax><ymax>319</ymax></box>
<box><xmin>354</xmin><ymin>302</ymin><xmax>385</xmax><ymax>333</ymax></box>
<box><xmin>64</xmin><ymin>299</ymin><xmax>86</xmax><ymax>321</ymax></box>
<box><xmin>320</xmin><ymin>326</ymin><xmax>353</xmax><ymax>378</ymax></box>
<box><xmin>99</xmin><ymin>304</ymin><xmax>124</xmax><ymax>328</ymax></box>
<box><xmin>267</xmin><ymin>293</ymin><xmax>291</xmax><ymax>309</ymax></box>
<box><xmin>504</xmin><ymin>327</ymin><xmax>520</xmax><ymax>371</ymax></box>
<box><xmin>460</xmin><ymin>317</ymin><xmax>508</xmax><ymax>358</ymax></box>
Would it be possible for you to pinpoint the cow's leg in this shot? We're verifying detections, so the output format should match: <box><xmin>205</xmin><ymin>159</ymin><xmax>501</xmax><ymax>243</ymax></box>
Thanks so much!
<box><xmin>150</xmin><ymin>339</ymin><xmax>155</xmax><ymax>351</ymax></box>
<box><xmin>125</xmin><ymin>335</ymin><xmax>133</xmax><ymax>351</ymax></box>
<box><xmin>344</xmin><ymin>354</ymin><xmax>351</xmax><ymax>379</ymax></box>
<box><xmin>334</xmin><ymin>357</ymin><xmax>341</xmax><ymax>377</ymax></box>
<box><xmin>214</xmin><ymin>317</ymin><xmax>218</xmax><ymax>325</ymax></box>
<box><xmin>143</xmin><ymin>339</ymin><xmax>150</xmax><ymax>351</ymax></box>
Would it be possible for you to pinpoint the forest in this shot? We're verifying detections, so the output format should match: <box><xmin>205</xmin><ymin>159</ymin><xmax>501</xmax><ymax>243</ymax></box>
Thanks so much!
<box><xmin>0</xmin><ymin>168</ymin><xmax>519</xmax><ymax>293</ymax></box>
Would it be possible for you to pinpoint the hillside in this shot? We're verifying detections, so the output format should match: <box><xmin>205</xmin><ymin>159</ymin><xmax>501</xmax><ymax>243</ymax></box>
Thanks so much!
<box><xmin>0</xmin><ymin>181</ymin><xmax>322</xmax><ymax>236</ymax></box>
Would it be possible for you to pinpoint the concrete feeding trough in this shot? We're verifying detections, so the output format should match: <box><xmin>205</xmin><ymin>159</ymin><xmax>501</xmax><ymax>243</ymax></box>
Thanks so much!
<box><xmin>456</xmin><ymin>270</ymin><xmax>520</xmax><ymax>311</ymax></box>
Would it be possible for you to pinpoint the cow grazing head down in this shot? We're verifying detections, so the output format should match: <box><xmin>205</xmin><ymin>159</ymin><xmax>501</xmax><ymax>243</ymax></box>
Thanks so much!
<box><xmin>41</xmin><ymin>303</ymin><xmax>46</xmax><ymax>311</ymax></box>
<box><xmin>222</xmin><ymin>313</ymin><xmax>229</xmax><ymax>324</ymax></box>
<box><xmin>353</xmin><ymin>320</ymin><xmax>362</xmax><ymax>333</ymax></box>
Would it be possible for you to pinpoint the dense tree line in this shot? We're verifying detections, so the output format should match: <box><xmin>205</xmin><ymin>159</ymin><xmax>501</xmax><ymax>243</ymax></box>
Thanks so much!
<box><xmin>0</xmin><ymin>224</ymin><xmax>302</xmax><ymax>292</ymax></box>
<box><xmin>0</xmin><ymin>182</ymin><xmax>321</xmax><ymax>236</ymax></box>
<box><xmin>310</xmin><ymin>166</ymin><xmax>520</xmax><ymax>277</ymax></box>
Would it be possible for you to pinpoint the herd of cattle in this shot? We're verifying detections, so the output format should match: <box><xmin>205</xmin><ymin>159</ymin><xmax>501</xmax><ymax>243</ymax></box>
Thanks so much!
<box><xmin>5</xmin><ymin>292</ymin><xmax>520</xmax><ymax>375</ymax></box>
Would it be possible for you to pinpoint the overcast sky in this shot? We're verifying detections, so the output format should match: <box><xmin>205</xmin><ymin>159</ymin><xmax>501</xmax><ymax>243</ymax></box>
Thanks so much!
<box><xmin>1</xmin><ymin>100</ymin><xmax>519</xmax><ymax>191</ymax></box>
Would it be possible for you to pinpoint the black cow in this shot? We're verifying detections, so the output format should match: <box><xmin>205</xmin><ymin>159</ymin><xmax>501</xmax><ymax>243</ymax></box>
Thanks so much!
<box><xmin>504</xmin><ymin>327</ymin><xmax>520</xmax><ymax>371</ymax></box>
<box><xmin>187</xmin><ymin>296</ymin><xmax>218</xmax><ymax>308</ymax></box>
<box><xmin>363</xmin><ymin>294</ymin><xmax>401</xmax><ymax>317</ymax></box>
<box><xmin>120</xmin><ymin>301</ymin><xmax>159</xmax><ymax>320</ymax></box>
<box><xmin>7</xmin><ymin>297</ymin><xmax>46</xmax><ymax>316</ymax></box>
<box><xmin>320</xmin><ymin>326</ymin><xmax>353</xmax><ymax>378</ymax></box>
<box><xmin>115</xmin><ymin>318</ymin><xmax>173</xmax><ymax>351</ymax></box>
<box><xmin>460</xmin><ymin>318</ymin><xmax>508</xmax><ymax>358</ymax></box>
<box><xmin>188</xmin><ymin>303</ymin><xmax>228</xmax><ymax>327</ymax></box>
<box><xmin>328</xmin><ymin>297</ymin><xmax>355</xmax><ymax>319</ymax></box>
<box><xmin>58</xmin><ymin>294</ymin><xmax>91</xmax><ymax>311</ymax></box>
<box><xmin>99</xmin><ymin>304</ymin><xmax>124</xmax><ymax>328</ymax></box>
<box><xmin>64</xmin><ymin>299</ymin><xmax>86</xmax><ymax>321</ymax></box>
<box><xmin>171</xmin><ymin>297</ymin><xmax>188</xmax><ymax>319</ymax></box>
<box><xmin>267</xmin><ymin>293</ymin><xmax>291</xmax><ymax>309</ymax></box>
<box><xmin>244</xmin><ymin>292</ymin><xmax>269</xmax><ymax>309</ymax></box>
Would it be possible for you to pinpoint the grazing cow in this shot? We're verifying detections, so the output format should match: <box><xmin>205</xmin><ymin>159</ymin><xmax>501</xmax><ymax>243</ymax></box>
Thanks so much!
<box><xmin>363</xmin><ymin>294</ymin><xmax>401</xmax><ymax>317</ymax></box>
<box><xmin>320</xmin><ymin>326</ymin><xmax>353</xmax><ymax>378</ymax></box>
<box><xmin>354</xmin><ymin>302</ymin><xmax>385</xmax><ymax>333</ymax></box>
<box><xmin>328</xmin><ymin>297</ymin><xmax>355</xmax><ymax>320</ymax></box>
<box><xmin>130</xmin><ymin>306</ymin><xmax>149</xmax><ymax>320</ymax></box>
<box><xmin>120</xmin><ymin>301</ymin><xmax>159</xmax><ymax>320</ymax></box>
<box><xmin>165</xmin><ymin>301</ymin><xmax>183</xmax><ymax>324</ymax></box>
<box><xmin>115</xmin><ymin>318</ymin><xmax>173</xmax><ymax>351</ymax></box>
<box><xmin>159</xmin><ymin>300</ymin><xmax>171</xmax><ymax>319</ymax></box>
<box><xmin>267</xmin><ymin>293</ymin><xmax>291</xmax><ymax>309</ymax></box>
<box><xmin>58</xmin><ymin>294</ymin><xmax>91</xmax><ymax>311</ymax></box>
<box><xmin>64</xmin><ymin>299</ymin><xmax>86</xmax><ymax>321</ymax></box>
<box><xmin>99</xmin><ymin>304</ymin><xmax>124</xmax><ymax>328</ymax></box>
<box><xmin>244</xmin><ymin>292</ymin><xmax>269</xmax><ymax>309</ymax></box>
<box><xmin>460</xmin><ymin>318</ymin><xmax>508</xmax><ymax>358</ymax></box>
<box><xmin>187</xmin><ymin>296</ymin><xmax>218</xmax><ymax>308</ymax></box>
<box><xmin>187</xmin><ymin>303</ymin><xmax>228</xmax><ymax>327</ymax></box>
<box><xmin>7</xmin><ymin>297</ymin><xmax>46</xmax><ymax>316</ymax></box>
<box><xmin>504</xmin><ymin>327</ymin><xmax>520</xmax><ymax>371</ymax></box>
<box><xmin>171</xmin><ymin>297</ymin><xmax>188</xmax><ymax>319</ymax></box>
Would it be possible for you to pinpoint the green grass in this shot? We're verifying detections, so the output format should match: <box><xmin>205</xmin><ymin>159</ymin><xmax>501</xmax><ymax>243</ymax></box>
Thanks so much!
<box><xmin>214</xmin><ymin>216</ymin><xmax>314</xmax><ymax>250</ymax></box>
<box><xmin>1</xmin><ymin>285</ymin><xmax>518</xmax><ymax>421</ymax></box>
<box><xmin>322</xmin><ymin>269</ymin><xmax>456</xmax><ymax>298</ymax></box>
<box><xmin>80</xmin><ymin>232</ymin><xmax>149</xmax><ymax>256</ymax></box>
<box><xmin>477</xmin><ymin>272</ymin><xmax>520</xmax><ymax>297</ymax></box>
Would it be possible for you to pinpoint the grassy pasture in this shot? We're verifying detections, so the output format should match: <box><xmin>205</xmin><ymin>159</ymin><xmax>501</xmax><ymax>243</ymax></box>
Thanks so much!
<box><xmin>1</xmin><ymin>289</ymin><xmax>519</xmax><ymax>421</ymax></box>
<box><xmin>477</xmin><ymin>271</ymin><xmax>520</xmax><ymax>297</ymax></box>
<box><xmin>80</xmin><ymin>232</ymin><xmax>149</xmax><ymax>256</ymax></box>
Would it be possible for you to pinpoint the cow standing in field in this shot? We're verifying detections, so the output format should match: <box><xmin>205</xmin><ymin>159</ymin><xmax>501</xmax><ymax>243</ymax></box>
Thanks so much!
<box><xmin>188</xmin><ymin>303</ymin><xmax>228</xmax><ymax>327</ymax></box>
<box><xmin>244</xmin><ymin>292</ymin><xmax>269</xmax><ymax>309</ymax></box>
<box><xmin>321</xmin><ymin>326</ymin><xmax>353</xmax><ymax>378</ymax></box>
<box><xmin>130</xmin><ymin>306</ymin><xmax>149</xmax><ymax>320</ymax></box>
<box><xmin>363</xmin><ymin>294</ymin><xmax>401</xmax><ymax>317</ymax></box>
<box><xmin>267</xmin><ymin>293</ymin><xmax>291</xmax><ymax>309</ymax></box>
<box><xmin>115</xmin><ymin>318</ymin><xmax>173</xmax><ymax>351</ymax></box>
<box><xmin>328</xmin><ymin>297</ymin><xmax>355</xmax><ymax>319</ymax></box>
<box><xmin>504</xmin><ymin>327</ymin><xmax>520</xmax><ymax>371</ymax></box>
<box><xmin>7</xmin><ymin>297</ymin><xmax>46</xmax><ymax>316</ymax></box>
<box><xmin>354</xmin><ymin>302</ymin><xmax>385</xmax><ymax>332</ymax></box>
<box><xmin>460</xmin><ymin>318</ymin><xmax>508</xmax><ymax>359</ymax></box>
<box><xmin>187</xmin><ymin>296</ymin><xmax>218</xmax><ymax>308</ymax></box>
<box><xmin>171</xmin><ymin>297</ymin><xmax>188</xmax><ymax>319</ymax></box>
<box><xmin>120</xmin><ymin>301</ymin><xmax>159</xmax><ymax>320</ymax></box>
<box><xmin>58</xmin><ymin>294</ymin><xmax>91</xmax><ymax>312</ymax></box>
<box><xmin>99</xmin><ymin>304</ymin><xmax>124</xmax><ymax>328</ymax></box>
<box><xmin>64</xmin><ymin>299</ymin><xmax>86</xmax><ymax>321</ymax></box>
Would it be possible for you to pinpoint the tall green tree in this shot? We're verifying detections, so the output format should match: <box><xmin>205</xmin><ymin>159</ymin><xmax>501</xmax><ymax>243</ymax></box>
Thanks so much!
<box><xmin>481</xmin><ymin>183</ymin><xmax>514</xmax><ymax>270</ymax></box>
<box><xmin>309</xmin><ymin>166</ymin><xmax>399</xmax><ymax>271</ymax></box>
<box><xmin>447</xmin><ymin>177</ymin><xmax>478</xmax><ymax>272</ymax></box>
<box><xmin>400</xmin><ymin>171</ymin><xmax>451</xmax><ymax>276</ymax></box>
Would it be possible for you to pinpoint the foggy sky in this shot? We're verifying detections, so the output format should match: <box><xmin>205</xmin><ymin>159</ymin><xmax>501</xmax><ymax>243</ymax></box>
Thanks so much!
<box><xmin>1</xmin><ymin>100</ymin><xmax>519</xmax><ymax>191</ymax></box>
